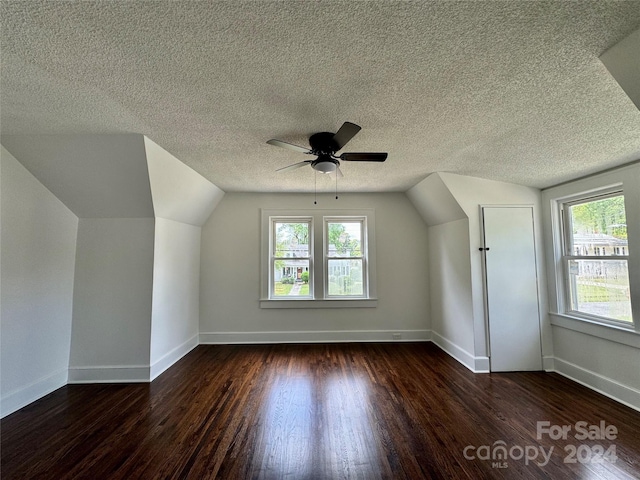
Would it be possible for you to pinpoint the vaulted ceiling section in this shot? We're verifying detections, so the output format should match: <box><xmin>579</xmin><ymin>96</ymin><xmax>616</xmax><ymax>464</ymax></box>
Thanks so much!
<box><xmin>2</xmin><ymin>1</ymin><xmax>639</xmax><ymax>193</ymax></box>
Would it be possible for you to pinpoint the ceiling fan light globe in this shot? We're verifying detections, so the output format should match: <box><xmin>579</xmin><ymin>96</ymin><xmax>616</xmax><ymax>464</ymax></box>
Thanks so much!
<box><xmin>314</xmin><ymin>161</ymin><xmax>337</xmax><ymax>173</ymax></box>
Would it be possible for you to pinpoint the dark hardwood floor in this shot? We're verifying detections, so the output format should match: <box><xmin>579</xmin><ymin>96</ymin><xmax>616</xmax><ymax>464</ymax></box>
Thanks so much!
<box><xmin>2</xmin><ymin>343</ymin><xmax>639</xmax><ymax>479</ymax></box>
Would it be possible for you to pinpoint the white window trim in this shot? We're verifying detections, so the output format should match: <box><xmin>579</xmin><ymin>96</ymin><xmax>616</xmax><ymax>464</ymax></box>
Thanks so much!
<box><xmin>552</xmin><ymin>185</ymin><xmax>637</xmax><ymax>331</ymax></box>
<box><xmin>260</xmin><ymin>209</ymin><xmax>377</xmax><ymax>308</ymax></box>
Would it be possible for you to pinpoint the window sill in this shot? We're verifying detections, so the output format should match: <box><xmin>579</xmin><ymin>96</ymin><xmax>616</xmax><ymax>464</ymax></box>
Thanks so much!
<box><xmin>260</xmin><ymin>298</ymin><xmax>378</xmax><ymax>309</ymax></box>
<box><xmin>549</xmin><ymin>312</ymin><xmax>640</xmax><ymax>348</ymax></box>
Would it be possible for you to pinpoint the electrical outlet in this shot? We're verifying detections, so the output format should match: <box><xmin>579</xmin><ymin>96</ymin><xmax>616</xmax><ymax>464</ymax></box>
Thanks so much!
<box><xmin>392</xmin><ymin>333</ymin><xmax>402</xmax><ymax>340</ymax></box>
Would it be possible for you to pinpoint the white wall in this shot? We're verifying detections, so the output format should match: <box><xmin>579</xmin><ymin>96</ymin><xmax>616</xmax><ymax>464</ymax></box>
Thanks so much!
<box><xmin>439</xmin><ymin>173</ymin><xmax>549</xmax><ymax>365</ymax></box>
<box><xmin>150</xmin><ymin>218</ymin><xmax>201</xmax><ymax>379</ymax></box>
<box><xmin>428</xmin><ymin>219</ymin><xmax>475</xmax><ymax>363</ymax></box>
<box><xmin>200</xmin><ymin>193</ymin><xmax>430</xmax><ymax>343</ymax></box>
<box><xmin>552</xmin><ymin>327</ymin><xmax>640</xmax><ymax>409</ymax></box>
<box><xmin>1</xmin><ymin>134</ymin><xmax>225</xmax><ymax>411</ymax></box>
<box><xmin>407</xmin><ymin>172</ymin><xmax>548</xmax><ymax>372</ymax></box>
<box><xmin>69</xmin><ymin>218</ymin><xmax>155</xmax><ymax>382</ymax></box>
<box><xmin>542</xmin><ymin>162</ymin><xmax>640</xmax><ymax>410</ymax></box>
<box><xmin>1</xmin><ymin>147</ymin><xmax>78</xmax><ymax>417</ymax></box>
<box><xmin>407</xmin><ymin>173</ymin><xmax>477</xmax><ymax>368</ymax></box>
<box><xmin>145</xmin><ymin>136</ymin><xmax>225</xmax><ymax>378</ymax></box>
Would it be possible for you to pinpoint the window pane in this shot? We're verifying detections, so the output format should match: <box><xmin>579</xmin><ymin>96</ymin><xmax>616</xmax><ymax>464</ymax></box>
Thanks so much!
<box><xmin>328</xmin><ymin>259</ymin><xmax>363</xmax><ymax>296</ymax></box>
<box><xmin>327</xmin><ymin>221</ymin><xmax>362</xmax><ymax>257</ymax></box>
<box><xmin>273</xmin><ymin>259</ymin><xmax>310</xmax><ymax>297</ymax></box>
<box><xmin>275</xmin><ymin>222</ymin><xmax>309</xmax><ymax>258</ymax></box>
<box><xmin>568</xmin><ymin>196</ymin><xmax>627</xmax><ymax>256</ymax></box>
<box><xmin>567</xmin><ymin>259</ymin><xmax>632</xmax><ymax>323</ymax></box>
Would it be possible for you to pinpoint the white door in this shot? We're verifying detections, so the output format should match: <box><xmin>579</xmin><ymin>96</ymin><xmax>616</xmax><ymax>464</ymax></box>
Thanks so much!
<box><xmin>482</xmin><ymin>207</ymin><xmax>542</xmax><ymax>372</ymax></box>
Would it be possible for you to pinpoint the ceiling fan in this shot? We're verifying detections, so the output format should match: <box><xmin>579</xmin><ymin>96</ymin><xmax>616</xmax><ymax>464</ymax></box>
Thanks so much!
<box><xmin>267</xmin><ymin>122</ymin><xmax>387</xmax><ymax>177</ymax></box>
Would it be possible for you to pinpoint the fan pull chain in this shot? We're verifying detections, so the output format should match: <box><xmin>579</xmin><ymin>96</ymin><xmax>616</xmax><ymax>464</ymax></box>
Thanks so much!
<box><xmin>314</xmin><ymin>170</ymin><xmax>317</xmax><ymax>205</ymax></box>
<box><xmin>335</xmin><ymin>169</ymin><xmax>338</xmax><ymax>200</ymax></box>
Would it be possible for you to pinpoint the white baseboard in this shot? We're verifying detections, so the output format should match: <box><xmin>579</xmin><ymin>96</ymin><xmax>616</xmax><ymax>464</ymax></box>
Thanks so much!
<box><xmin>552</xmin><ymin>357</ymin><xmax>640</xmax><ymax>413</ymax></box>
<box><xmin>150</xmin><ymin>334</ymin><xmax>198</xmax><ymax>381</ymax></box>
<box><xmin>473</xmin><ymin>356</ymin><xmax>491</xmax><ymax>372</ymax></box>
<box><xmin>543</xmin><ymin>355</ymin><xmax>555</xmax><ymax>371</ymax></box>
<box><xmin>199</xmin><ymin>329</ymin><xmax>431</xmax><ymax>344</ymax></box>
<box><xmin>430</xmin><ymin>331</ymin><xmax>490</xmax><ymax>373</ymax></box>
<box><xmin>68</xmin><ymin>365</ymin><xmax>150</xmax><ymax>383</ymax></box>
<box><xmin>1</xmin><ymin>368</ymin><xmax>68</xmax><ymax>419</ymax></box>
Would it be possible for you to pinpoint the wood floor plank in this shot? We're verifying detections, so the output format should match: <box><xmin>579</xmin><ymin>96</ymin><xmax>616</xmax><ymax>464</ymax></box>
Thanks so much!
<box><xmin>2</xmin><ymin>343</ymin><xmax>639</xmax><ymax>479</ymax></box>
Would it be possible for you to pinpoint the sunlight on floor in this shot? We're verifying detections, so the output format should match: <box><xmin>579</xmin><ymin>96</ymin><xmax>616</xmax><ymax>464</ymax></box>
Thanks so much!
<box><xmin>256</xmin><ymin>373</ymin><xmax>381</xmax><ymax>478</ymax></box>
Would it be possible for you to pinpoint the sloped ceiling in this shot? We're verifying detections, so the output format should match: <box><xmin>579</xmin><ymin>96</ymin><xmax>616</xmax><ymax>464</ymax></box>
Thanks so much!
<box><xmin>145</xmin><ymin>137</ymin><xmax>224</xmax><ymax>226</ymax></box>
<box><xmin>1</xmin><ymin>1</ymin><xmax>639</xmax><ymax>193</ymax></box>
<box><xmin>406</xmin><ymin>173</ymin><xmax>467</xmax><ymax>227</ymax></box>
<box><xmin>1</xmin><ymin>134</ymin><xmax>225</xmax><ymax>221</ymax></box>
<box><xmin>1</xmin><ymin>134</ymin><xmax>154</xmax><ymax>218</ymax></box>
<box><xmin>601</xmin><ymin>28</ymin><xmax>640</xmax><ymax>110</ymax></box>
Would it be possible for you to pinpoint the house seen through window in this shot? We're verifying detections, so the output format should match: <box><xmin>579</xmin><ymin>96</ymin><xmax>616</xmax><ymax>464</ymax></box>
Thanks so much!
<box><xmin>268</xmin><ymin>214</ymin><xmax>370</xmax><ymax>300</ymax></box>
<box><xmin>562</xmin><ymin>192</ymin><xmax>632</xmax><ymax>324</ymax></box>
<box><xmin>273</xmin><ymin>220</ymin><xmax>311</xmax><ymax>297</ymax></box>
<box><xmin>326</xmin><ymin>219</ymin><xmax>366</xmax><ymax>297</ymax></box>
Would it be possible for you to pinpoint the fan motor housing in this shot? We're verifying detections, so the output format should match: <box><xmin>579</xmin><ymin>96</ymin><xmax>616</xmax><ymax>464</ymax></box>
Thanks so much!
<box><xmin>309</xmin><ymin>132</ymin><xmax>339</xmax><ymax>154</ymax></box>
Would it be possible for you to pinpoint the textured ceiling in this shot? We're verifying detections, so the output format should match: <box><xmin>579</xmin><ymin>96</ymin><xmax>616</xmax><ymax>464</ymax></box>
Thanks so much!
<box><xmin>1</xmin><ymin>1</ymin><xmax>639</xmax><ymax>193</ymax></box>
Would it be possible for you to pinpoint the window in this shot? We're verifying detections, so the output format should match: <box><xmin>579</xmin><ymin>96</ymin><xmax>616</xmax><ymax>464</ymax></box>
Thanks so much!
<box><xmin>560</xmin><ymin>191</ymin><xmax>632</xmax><ymax>325</ymax></box>
<box><xmin>271</xmin><ymin>219</ymin><xmax>312</xmax><ymax>298</ymax></box>
<box><xmin>261</xmin><ymin>209</ymin><xmax>376</xmax><ymax>307</ymax></box>
<box><xmin>325</xmin><ymin>218</ymin><xmax>366</xmax><ymax>298</ymax></box>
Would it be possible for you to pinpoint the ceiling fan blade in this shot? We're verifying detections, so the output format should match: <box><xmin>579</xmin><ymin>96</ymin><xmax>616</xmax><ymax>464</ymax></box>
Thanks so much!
<box><xmin>276</xmin><ymin>160</ymin><xmax>312</xmax><ymax>172</ymax></box>
<box><xmin>332</xmin><ymin>122</ymin><xmax>361</xmax><ymax>150</ymax></box>
<box><xmin>267</xmin><ymin>139</ymin><xmax>311</xmax><ymax>154</ymax></box>
<box><xmin>340</xmin><ymin>152</ymin><xmax>387</xmax><ymax>162</ymax></box>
